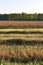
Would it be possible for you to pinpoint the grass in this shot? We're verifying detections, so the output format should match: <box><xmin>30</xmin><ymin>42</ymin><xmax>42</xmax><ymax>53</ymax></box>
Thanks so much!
<box><xmin>0</xmin><ymin>61</ymin><xmax>43</xmax><ymax>65</ymax></box>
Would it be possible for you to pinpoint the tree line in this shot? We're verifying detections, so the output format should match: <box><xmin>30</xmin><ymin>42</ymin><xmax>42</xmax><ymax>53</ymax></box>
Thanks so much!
<box><xmin>0</xmin><ymin>13</ymin><xmax>43</xmax><ymax>21</ymax></box>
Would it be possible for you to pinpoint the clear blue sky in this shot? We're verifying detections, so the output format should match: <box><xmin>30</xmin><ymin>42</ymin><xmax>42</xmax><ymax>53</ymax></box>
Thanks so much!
<box><xmin>0</xmin><ymin>0</ymin><xmax>43</xmax><ymax>14</ymax></box>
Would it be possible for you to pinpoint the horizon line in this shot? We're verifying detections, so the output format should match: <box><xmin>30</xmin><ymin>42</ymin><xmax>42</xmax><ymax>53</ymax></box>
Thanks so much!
<box><xmin>0</xmin><ymin>12</ymin><xmax>43</xmax><ymax>14</ymax></box>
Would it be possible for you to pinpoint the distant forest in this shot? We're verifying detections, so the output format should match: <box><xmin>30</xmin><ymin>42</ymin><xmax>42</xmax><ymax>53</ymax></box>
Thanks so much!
<box><xmin>0</xmin><ymin>13</ymin><xmax>43</xmax><ymax>21</ymax></box>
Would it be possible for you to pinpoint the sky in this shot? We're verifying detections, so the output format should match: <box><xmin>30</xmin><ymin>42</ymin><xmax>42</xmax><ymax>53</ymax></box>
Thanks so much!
<box><xmin>0</xmin><ymin>0</ymin><xmax>43</xmax><ymax>14</ymax></box>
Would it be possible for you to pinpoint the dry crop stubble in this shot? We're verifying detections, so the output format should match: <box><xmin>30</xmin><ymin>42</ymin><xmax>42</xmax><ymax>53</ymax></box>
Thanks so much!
<box><xmin>0</xmin><ymin>45</ymin><xmax>43</xmax><ymax>61</ymax></box>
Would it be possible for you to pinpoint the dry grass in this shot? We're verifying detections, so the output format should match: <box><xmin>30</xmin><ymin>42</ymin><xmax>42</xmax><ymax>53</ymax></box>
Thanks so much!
<box><xmin>0</xmin><ymin>45</ymin><xmax>43</xmax><ymax>61</ymax></box>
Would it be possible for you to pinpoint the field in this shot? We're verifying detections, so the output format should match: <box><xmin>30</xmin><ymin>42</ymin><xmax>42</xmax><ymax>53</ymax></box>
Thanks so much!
<box><xmin>0</xmin><ymin>21</ymin><xmax>43</xmax><ymax>65</ymax></box>
<box><xmin>0</xmin><ymin>21</ymin><xmax>43</xmax><ymax>28</ymax></box>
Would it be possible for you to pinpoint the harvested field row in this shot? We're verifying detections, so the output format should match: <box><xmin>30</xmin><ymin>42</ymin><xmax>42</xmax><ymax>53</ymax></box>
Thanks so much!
<box><xmin>0</xmin><ymin>34</ymin><xmax>43</xmax><ymax>41</ymax></box>
<box><xmin>0</xmin><ymin>28</ymin><xmax>43</xmax><ymax>42</ymax></box>
<box><xmin>0</xmin><ymin>21</ymin><xmax>43</xmax><ymax>27</ymax></box>
<box><xmin>0</xmin><ymin>28</ymin><xmax>43</xmax><ymax>33</ymax></box>
<box><xmin>0</xmin><ymin>33</ymin><xmax>43</xmax><ymax>40</ymax></box>
<box><xmin>0</xmin><ymin>45</ymin><xmax>43</xmax><ymax>62</ymax></box>
<box><xmin>0</xmin><ymin>36</ymin><xmax>43</xmax><ymax>42</ymax></box>
<box><xmin>0</xmin><ymin>33</ymin><xmax>43</xmax><ymax>37</ymax></box>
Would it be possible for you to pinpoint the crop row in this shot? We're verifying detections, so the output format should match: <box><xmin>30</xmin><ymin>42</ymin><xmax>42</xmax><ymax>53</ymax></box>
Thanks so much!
<box><xmin>0</xmin><ymin>34</ymin><xmax>43</xmax><ymax>42</ymax></box>
<box><xmin>0</xmin><ymin>21</ymin><xmax>43</xmax><ymax>27</ymax></box>
<box><xmin>0</xmin><ymin>28</ymin><xmax>43</xmax><ymax>32</ymax></box>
